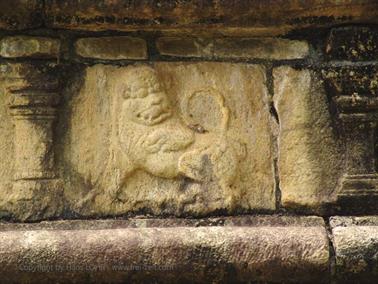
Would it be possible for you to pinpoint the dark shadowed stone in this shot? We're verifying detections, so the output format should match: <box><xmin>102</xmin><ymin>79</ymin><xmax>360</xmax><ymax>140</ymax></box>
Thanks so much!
<box><xmin>44</xmin><ymin>0</ymin><xmax>378</xmax><ymax>36</ymax></box>
<box><xmin>326</xmin><ymin>27</ymin><xmax>378</xmax><ymax>61</ymax></box>
<box><xmin>0</xmin><ymin>0</ymin><xmax>42</xmax><ymax>30</ymax></box>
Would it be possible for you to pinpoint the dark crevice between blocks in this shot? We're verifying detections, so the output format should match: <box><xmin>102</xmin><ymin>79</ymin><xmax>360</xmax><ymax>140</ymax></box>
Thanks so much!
<box><xmin>324</xmin><ymin>217</ymin><xmax>337</xmax><ymax>284</ymax></box>
<box><xmin>265</xmin><ymin>64</ymin><xmax>282</xmax><ymax>212</ymax></box>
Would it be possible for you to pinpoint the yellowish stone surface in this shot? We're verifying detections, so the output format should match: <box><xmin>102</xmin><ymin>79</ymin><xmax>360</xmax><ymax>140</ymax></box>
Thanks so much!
<box><xmin>273</xmin><ymin>67</ymin><xmax>343</xmax><ymax>209</ymax></box>
<box><xmin>61</xmin><ymin>62</ymin><xmax>276</xmax><ymax>216</ymax></box>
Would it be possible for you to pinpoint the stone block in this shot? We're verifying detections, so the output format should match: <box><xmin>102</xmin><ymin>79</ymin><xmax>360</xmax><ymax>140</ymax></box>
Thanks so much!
<box><xmin>0</xmin><ymin>216</ymin><xmax>329</xmax><ymax>283</ymax></box>
<box><xmin>0</xmin><ymin>36</ymin><xmax>60</xmax><ymax>58</ymax></box>
<box><xmin>273</xmin><ymin>66</ymin><xmax>343</xmax><ymax>209</ymax></box>
<box><xmin>326</xmin><ymin>27</ymin><xmax>378</xmax><ymax>61</ymax></box>
<box><xmin>156</xmin><ymin>37</ymin><xmax>309</xmax><ymax>60</ymax></box>
<box><xmin>74</xmin><ymin>36</ymin><xmax>147</xmax><ymax>60</ymax></box>
<box><xmin>59</xmin><ymin>62</ymin><xmax>276</xmax><ymax>217</ymax></box>
<box><xmin>330</xmin><ymin>216</ymin><xmax>378</xmax><ymax>283</ymax></box>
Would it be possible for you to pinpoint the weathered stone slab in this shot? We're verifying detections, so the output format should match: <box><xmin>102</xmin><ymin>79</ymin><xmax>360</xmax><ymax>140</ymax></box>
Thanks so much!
<box><xmin>326</xmin><ymin>27</ymin><xmax>378</xmax><ymax>61</ymax></box>
<box><xmin>0</xmin><ymin>36</ymin><xmax>60</xmax><ymax>58</ymax></box>
<box><xmin>44</xmin><ymin>0</ymin><xmax>378</xmax><ymax>35</ymax></box>
<box><xmin>0</xmin><ymin>216</ymin><xmax>329</xmax><ymax>283</ymax></box>
<box><xmin>75</xmin><ymin>36</ymin><xmax>147</xmax><ymax>60</ymax></box>
<box><xmin>156</xmin><ymin>37</ymin><xmax>309</xmax><ymax>59</ymax></box>
<box><xmin>273</xmin><ymin>66</ymin><xmax>343</xmax><ymax>209</ymax></box>
<box><xmin>59</xmin><ymin>62</ymin><xmax>276</xmax><ymax>217</ymax></box>
<box><xmin>330</xmin><ymin>216</ymin><xmax>378</xmax><ymax>283</ymax></box>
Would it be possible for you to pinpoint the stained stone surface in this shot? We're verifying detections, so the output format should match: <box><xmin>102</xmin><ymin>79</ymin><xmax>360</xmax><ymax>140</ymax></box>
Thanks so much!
<box><xmin>74</xmin><ymin>36</ymin><xmax>147</xmax><ymax>60</ymax></box>
<box><xmin>330</xmin><ymin>216</ymin><xmax>378</xmax><ymax>283</ymax></box>
<box><xmin>273</xmin><ymin>66</ymin><xmax>344</xmax><ymax>209</ymax></box>
<box><xmin>0</xmin><ymin>216</ymin><xmax>329</xmax><ymax>283</ymax></box>
<box><xmin>156</xmin><ymin>37</ymin><xmax>309</xmax><ymax>60</ymax></box>
<box><xmin>44</xmin><ymin>0</ymin><xmax>378</xmax><ymax>36</ymax></box>
<box><xmin>60</xmin><ymin>62</ymin><xmax>276</xmax><ymax>217</ymax></box>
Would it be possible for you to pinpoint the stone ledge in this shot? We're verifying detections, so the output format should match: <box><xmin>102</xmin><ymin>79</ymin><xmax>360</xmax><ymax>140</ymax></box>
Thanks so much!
<box><xmin>331</xmin><ymin>216</ymin><xmax>378</xmax><ymax>283</ymax></box>
<box><xmin>0</xmin><ymin>216</ymin><xmax>329</xmax><ymax>283</ymax></box>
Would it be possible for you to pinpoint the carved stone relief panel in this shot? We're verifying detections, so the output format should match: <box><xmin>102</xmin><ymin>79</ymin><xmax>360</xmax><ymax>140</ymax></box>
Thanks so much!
<box><xmin>60</xmin><ymin>63</ymin><xmax>275</xmax><ymax>217</ymax></box>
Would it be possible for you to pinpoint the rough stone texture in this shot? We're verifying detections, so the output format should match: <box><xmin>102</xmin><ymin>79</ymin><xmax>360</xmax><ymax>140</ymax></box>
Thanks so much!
<box><xmin>273</xmin><ymin>66</ymin><xmax>344</xmax><ymax>209</ymax></box>
<box><xmin>59</xmin><ymin>62</ymin><xmax>275</xmax><ymax>217</ymax></box>
<box><xmin>0</xmin><ymin>216</ymin><xmax>329</xmax><ymax>283</ymax></box>
<box><xmin>75</xmin><ymin>36</ymin><xmax>147</xmax><ymax>60</ymax></box>
<box><xmin>0</xmin><ymin>65</ymin><xmax>16</xmax><ymax>219</ymax></box>
<box><xmin>326</xmin><ymin>26</ymin><xmax>378</xmax><ymax>61</ymax></box>
<box><xmin>0</xmin><ymin>63</ymin><xmax>63</xmax><ymax>221</ymax></box>
<box><xmin>322</xmin><ymin>65</ymin><xmax>378</xmax><ymax>213</ymax></box>
<box><xmin>0</xmin><ymin>0</ymin><xmax>42</xmax><ymax>30</ymax></box>
<box><xmin>330</xmin><ymin>216</ymin><xmax>378</xmax><ymax>283</ymax></box>
<box><xmin>44</xmin><ymin>0</ymin><xmax>378</xmax><ymax>36</ymax></box>
<box><xmin>0</xmin><ymin>215</ymin><xmax>326</xmax><ymax>230</ymax></box>
<box><xmin>323</xmin><ymin>65</ymin><xmax>378</xmax><ymax>97</ymax></box>
<box><xmin>156</xmin><ymin>37</ymin><xmax>309</xmax><ymax>60</ymax></box>
<box><xmin>0</xmin><ymin>36</ymin><xmax>60</xmax><ymax>58</ymax></box>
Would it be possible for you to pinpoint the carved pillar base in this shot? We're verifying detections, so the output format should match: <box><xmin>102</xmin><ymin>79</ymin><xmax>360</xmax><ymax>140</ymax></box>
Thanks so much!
<box><xmin>334</xmin><ymin>98</ymin><xmax>378</xmax><ymax>199</ymax></box>
<box><xmin>339</xmin><ymin>174</ymin><xmax>378</xmax><ymax>197</ymax></box>
<box><xmin>6</xmin><ymin>179</ymin><xmax>63</xmax><ymax>220</ymax></box>
<box><xmin>2</xmin><ymin>63</ymin><xmax>63</xmax><ymax>221</ymax></box>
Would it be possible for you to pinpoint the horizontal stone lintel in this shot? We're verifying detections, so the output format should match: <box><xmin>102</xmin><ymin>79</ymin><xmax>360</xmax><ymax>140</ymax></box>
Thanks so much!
<box><xmin>44</xmin><ymin>0</ymin><xmax>378</xmax><ymax>36</ymax></box>
<box><xmin>0</xmin><ymin>216</ymin><xmax>329</xmax><ymax>283</ymax></box>
<box><xmin>0</xmin><ymin>1</ymin><xmax>378</xmax><ymax>35</ymax></box>
<box><xmin>156</xmin><ymin>37</ymin><xmax>309</xmax><ymax>60</ymax></box>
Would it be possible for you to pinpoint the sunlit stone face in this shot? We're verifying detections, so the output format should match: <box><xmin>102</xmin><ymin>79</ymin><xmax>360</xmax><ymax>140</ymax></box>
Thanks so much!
<box><xmin>122</xmin><ymin>68</ymin><xmax>172</xmax><ymax>126</ymax></box>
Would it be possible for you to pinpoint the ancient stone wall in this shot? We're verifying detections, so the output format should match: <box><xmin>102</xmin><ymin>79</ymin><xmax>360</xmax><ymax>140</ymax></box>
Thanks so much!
<box><xmin>0</xmin><ymin>1</ymin><xmax>377</xmax><ymax>283</ymax></box>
